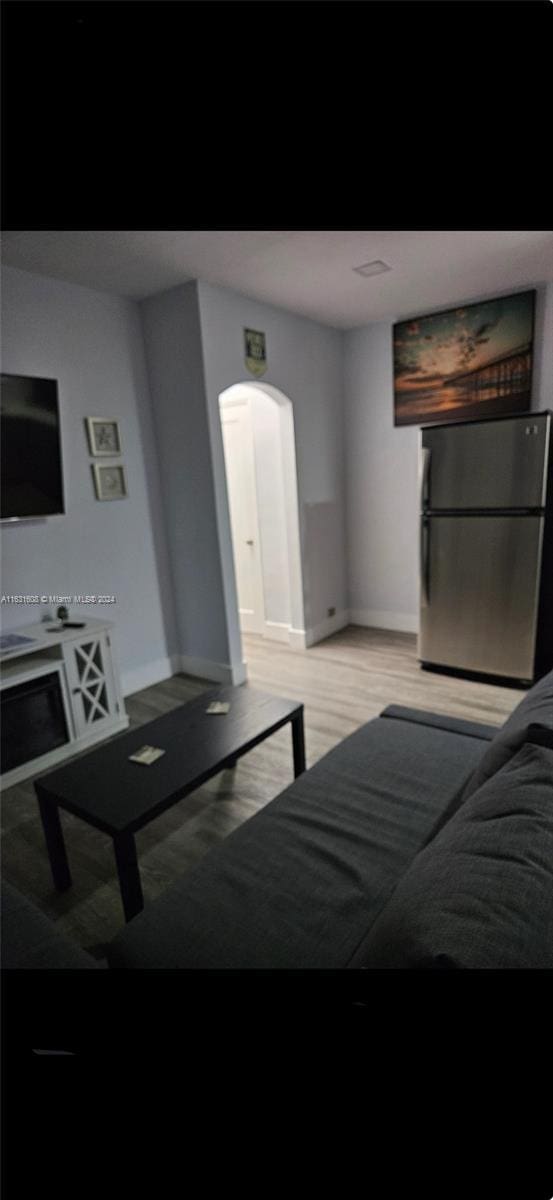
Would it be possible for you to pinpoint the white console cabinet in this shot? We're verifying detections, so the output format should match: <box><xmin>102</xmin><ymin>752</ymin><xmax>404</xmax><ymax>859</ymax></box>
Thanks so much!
<box><xmin>0</xmin><ymin>619</ymin><xmax>129</xmax><ymax>788</ymax></box>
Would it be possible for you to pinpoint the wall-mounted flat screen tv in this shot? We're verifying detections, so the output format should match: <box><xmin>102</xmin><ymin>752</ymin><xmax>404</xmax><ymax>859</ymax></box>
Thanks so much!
<box><xmin>1</xmin><ymin>374</ymin><xmax>65</xmax><ymax>520</ymax></box>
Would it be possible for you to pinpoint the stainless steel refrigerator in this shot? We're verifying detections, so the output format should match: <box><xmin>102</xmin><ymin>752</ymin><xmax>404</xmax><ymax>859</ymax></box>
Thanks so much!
<box><xmin>418</xmin><ymin>411</ymin><xmax>553</xmax><ymax>685</ymax></box>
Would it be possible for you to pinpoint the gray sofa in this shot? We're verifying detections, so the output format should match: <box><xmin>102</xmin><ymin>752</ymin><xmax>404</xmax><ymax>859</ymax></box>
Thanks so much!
<box><xmin>3</xmin><ymin>669</ymin><xmax>553</xmax><ymax>970</ymax></box>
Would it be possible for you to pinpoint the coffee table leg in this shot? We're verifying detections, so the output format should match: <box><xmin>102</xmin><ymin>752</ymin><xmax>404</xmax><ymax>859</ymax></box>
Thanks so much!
<box><xmin>113</xmin><ymin>833</ymin><xmax>144</xmax><ymax>923</ymax></box>
<box><xmin>36</xmin><ymin>792</ymin><xmax>72</xmax><ymax>891</ymax></box>
<box><xmin>291</xmin><ymin>710</ymin><xmax>306</xmax><ymax>777</ymax></box>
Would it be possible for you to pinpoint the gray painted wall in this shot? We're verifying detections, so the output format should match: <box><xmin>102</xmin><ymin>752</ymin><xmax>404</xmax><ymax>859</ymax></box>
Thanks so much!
<box><xmin>344</xmin><ymin>283</ymin><xmax>553</xmax><ymax>633</ymax></box>
<box><xmin>140</xmin><ymin>282</ymin><xmax>232</xmax><ymax>674</ymax></box>
<box><xmin>0</xmin><ymin>266</ymin><xmax>177</xmax><ymax>694</ymax></box>
<box><xmin>344</xmin><ymin>321</ymin><xmax>419</xmax><ymax>631</ymax></box>
<box><xmin>197</xmin><ymin>281</ymin><xmax>348</xmax><ymax>652</ymax></box>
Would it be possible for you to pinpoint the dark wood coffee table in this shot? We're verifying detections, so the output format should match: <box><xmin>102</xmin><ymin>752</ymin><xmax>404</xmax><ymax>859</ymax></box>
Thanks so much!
<box><xmin>35</xmin><ymin>685</ymin><xmax>305</xmax><ymax>922</ymax></box>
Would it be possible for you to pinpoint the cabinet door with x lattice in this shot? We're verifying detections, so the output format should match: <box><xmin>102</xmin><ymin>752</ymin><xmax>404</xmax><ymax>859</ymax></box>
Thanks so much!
<box><xmin>62</xmin><ymin>632</ymin><xmax>120</xmax><ymax>739</ymax></box>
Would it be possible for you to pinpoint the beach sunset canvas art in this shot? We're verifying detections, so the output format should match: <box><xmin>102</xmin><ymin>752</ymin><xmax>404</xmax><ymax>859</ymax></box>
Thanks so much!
<box><xmin>393</xmin><ymin>290</ymin><xmax>535</xmax><ymax>427</ymax></box>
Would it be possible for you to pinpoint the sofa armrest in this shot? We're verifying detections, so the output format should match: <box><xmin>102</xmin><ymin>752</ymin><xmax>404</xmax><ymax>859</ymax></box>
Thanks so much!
<box><xmin>380</xmin><ymin>705</ymin><xmax>498</xmax><ymax>742</ymax></box>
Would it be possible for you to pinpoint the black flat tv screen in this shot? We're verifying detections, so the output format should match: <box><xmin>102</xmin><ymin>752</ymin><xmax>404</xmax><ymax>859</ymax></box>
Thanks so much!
<box><xmin>1</xmin><ymin>374</ymin><xmax>65</xmax><ymax>520</ymax></box>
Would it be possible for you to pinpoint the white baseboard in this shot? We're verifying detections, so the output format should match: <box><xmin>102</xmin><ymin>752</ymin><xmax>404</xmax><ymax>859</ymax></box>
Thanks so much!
<box><xmin>122</xmin><ymin>655</ymin><xmax>181</xmax><ymax>697</ymax></box>
<box><xmin>230</xmin><ymin>660</ymin><xmax>248</xmax><ymax>686</ymax></box>
<box><xmin>120</xmin><ymin>610</ymin><xmax>417</xmax><ymax>696</ymax></box>
<box><xmin>288</xmin><ymin>627</ymin><xmax>307</xmax><ymax>650</ymax></box>
<box><xmin>304</xmin><ymin>610</ymin><xmax>350</xmax><ymax>647</ymax></box>
<box><xmin>123</xmin><ymin>652</ymin><xmax>247</xmax><ymax>695</ymax></box>
<box><xmin>286</xmin><ymin>611</ymin><xmax>350</xmax><ymax>650</ymax></box>
<box><xmin>349</xmin><ymin>608</ymin><xmax>419</xmax><ymax>634</ymax></box>
<box><xmin>178</xmin><ymin>654</ymin><xmax>238</xmax><ymax>684</ymax></box>
<box><xmin>263</xmin><ymin>620</ymin><xmax>291</xmax><ymax>644</ymax></box>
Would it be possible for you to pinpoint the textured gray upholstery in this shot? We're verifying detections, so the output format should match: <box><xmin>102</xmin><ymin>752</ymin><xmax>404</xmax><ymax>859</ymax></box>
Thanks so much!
<box><xmin>108</xmin><ymin>714</ymin><xmax>489</xmax><ymax>969</ymax></box>
<box><xmin>462</xmin><ymin>669</ymin><xmax>553</xmax><ymax>799</ymax></box>
<box><xmin>1</xmin><ymin>882</ymin><xmax>98</xmax><ymax>969</ymax></box>
<box><xmin>350</xmin><ymin>743</ymin><xmax>553</xmax><ymax>969</ymax></box>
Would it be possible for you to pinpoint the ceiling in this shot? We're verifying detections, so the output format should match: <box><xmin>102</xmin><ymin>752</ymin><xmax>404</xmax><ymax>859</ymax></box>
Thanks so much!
<box><xmin>2</xmin><ymin>230</ymin><xmax>553</xmax><ymax>330</ymax></box>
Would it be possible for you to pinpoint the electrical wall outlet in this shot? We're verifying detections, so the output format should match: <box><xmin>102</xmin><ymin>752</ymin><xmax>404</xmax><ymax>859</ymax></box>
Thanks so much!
<box><xmin>327</xmin><ymin>606</ymin><xmax>336</xmax><ymax>618</ymax></box>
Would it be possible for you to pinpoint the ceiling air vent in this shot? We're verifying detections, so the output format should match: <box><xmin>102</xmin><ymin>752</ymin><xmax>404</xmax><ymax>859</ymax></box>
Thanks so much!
<box><xmin>352</xmin><ymin>260</ymin><xmax>391</xmax><ymax>277</ymax></box>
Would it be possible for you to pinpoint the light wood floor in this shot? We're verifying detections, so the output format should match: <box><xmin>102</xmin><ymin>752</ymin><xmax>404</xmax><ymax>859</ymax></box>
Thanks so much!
<box><xmin>1</xmin><ymin>626</ymin><xmax>524</xmax><ymax>953</ymax></box>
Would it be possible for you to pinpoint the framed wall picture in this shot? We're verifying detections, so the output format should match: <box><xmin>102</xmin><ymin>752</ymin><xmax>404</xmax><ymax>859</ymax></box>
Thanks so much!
<box><xmin>244</xmin><ymin>328</ymin><xmax>267</xmax><ymax>377</ymax></box>
<box><xmin>92</xmin><ymin>463</ymin><xmax>128</xmax><ymax>501</ymax></box>
<box><xmin>393</xmin><ymin>290</ymin><xmax>536</xmax><ymax>427</ymax></box>
<box><xmin>86</xmin><ymin>417</ymin><xmax>122</xmax><ymax>456</ymax></box>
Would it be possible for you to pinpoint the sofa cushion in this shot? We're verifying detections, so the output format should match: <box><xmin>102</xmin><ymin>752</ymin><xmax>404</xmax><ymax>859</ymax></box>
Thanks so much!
<box><xmin>462</xmin><ymin>669</ymin><xmax>553</xmax><ymax>800</ymax></box>
<box><xmin>108</xmin><ymin>713</ymin><xmax>491</xmax><ymax>970</ymax></box>
<box><xmin>349</xmin><ymin>743</ymin><xmax>553</xmax><ymax>969</ymax></box>
<box><xmin>1</xmin><ymin>882</ymin><xmax>98</xmax><ymax>969</ymax></box>
<box><xmin>525</xmin><ymin>723</ymin><xmax>553</xmax><ymax>750</ymax></box>
<box><xmin>381</xmin><ymin>705</ymin><xmax>500</xmax><ymax>849</ymax></box>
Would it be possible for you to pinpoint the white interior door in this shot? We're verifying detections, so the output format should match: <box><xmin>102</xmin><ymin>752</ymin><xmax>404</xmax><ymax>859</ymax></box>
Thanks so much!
<box><xmin>221</xmin><ymin>400</ymin><xmax>265</xmax><ymax>633</ymax></box>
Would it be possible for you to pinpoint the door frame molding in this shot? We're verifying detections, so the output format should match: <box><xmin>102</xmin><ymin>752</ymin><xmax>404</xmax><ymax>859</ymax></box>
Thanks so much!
<box><xmin>217</xmin><ymin>382</ymin><xmax>305</xmax><ymax>652</ymax></box>
<box><xmin>220</xmin><ymin>395</ymin><xmax>266</xmax><ymax>634</ymax></box>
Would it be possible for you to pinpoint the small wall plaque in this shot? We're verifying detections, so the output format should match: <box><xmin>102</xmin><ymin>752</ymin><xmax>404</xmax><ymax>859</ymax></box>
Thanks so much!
<box><xmin>244</xmin><ymin>328</ymin><xmax>267</xmax><ymax>378</ymax></box>
<box><xmin>92</xmin><ymin>463</ymin><xmax>128</xmax><ymax>501</ymax></box>
<box><xmin>86</xmin><ymin>418</ymin><xmax>122</xmax><ymax>456</ymax></box>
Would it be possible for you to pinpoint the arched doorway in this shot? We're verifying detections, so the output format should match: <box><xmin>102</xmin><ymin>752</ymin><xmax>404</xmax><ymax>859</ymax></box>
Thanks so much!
<box><xmin>218</xmin><ymin>382</ymin><xmax>305</xmax><ymax>658</ymax></box>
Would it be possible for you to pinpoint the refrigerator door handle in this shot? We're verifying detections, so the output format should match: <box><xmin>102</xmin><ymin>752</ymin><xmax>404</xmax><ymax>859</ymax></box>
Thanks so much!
<box><xmin>420</xmin><ymin>517</ymin><xmax>430</xmax><ymax>608</ymax></box>
<box><xmin>420</xmin><ymin>446</ymin><xmax>431</xmax><ymax>512</ymax></box>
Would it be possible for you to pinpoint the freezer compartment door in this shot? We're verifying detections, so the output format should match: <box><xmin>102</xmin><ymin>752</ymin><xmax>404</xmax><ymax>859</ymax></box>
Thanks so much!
<box><xmin>418</xmin><ymin>515</ymin><xmax>543</xmax><ymax>680</ymax></box>
<box><xmin>422</xmin><ymin>414</ymin><xmax>550</xmax><ymax>511</ymax></box>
